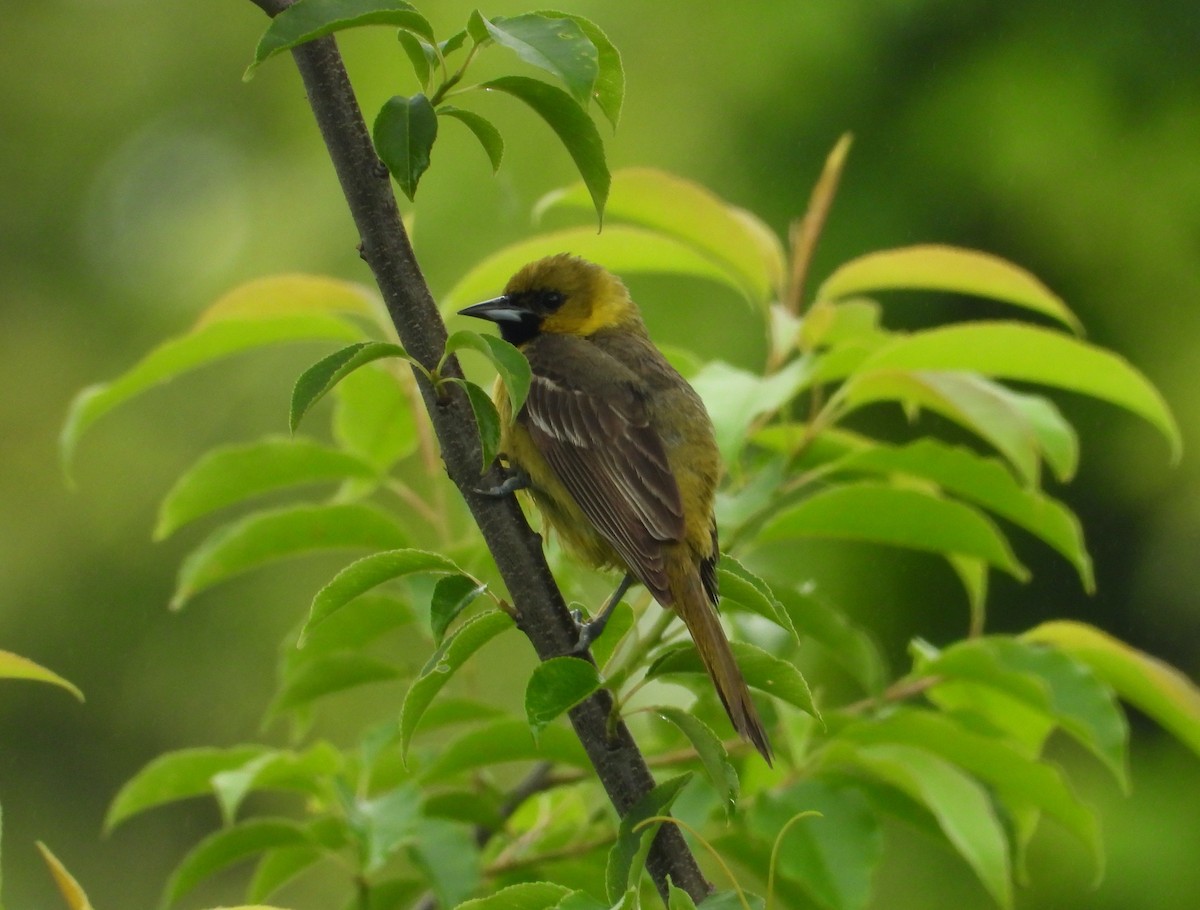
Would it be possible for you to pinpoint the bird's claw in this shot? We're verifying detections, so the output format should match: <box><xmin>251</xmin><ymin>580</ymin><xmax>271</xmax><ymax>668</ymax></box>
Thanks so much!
<box><xmin>474</xmin><ymin>468</ymin><xmax>530</xmax><ymax>498</ymax></box>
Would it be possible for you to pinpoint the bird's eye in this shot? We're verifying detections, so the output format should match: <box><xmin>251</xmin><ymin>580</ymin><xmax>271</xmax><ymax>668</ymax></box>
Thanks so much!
<box><xmin>539</xmin><ymin>290</ymin><xmax>566</xmax><ymax>311</ymax></box>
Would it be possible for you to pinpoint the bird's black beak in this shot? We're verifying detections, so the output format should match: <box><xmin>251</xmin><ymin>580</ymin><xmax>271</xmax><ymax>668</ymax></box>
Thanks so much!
<box><xmin>457</xmin><ymin>295</ymin><xmax>530</xmax><ymax>324</ymax></box>
<box><xmin>458</xmin><ymin>295</ymin><xmax>542</xmax><ymax>345</ymax></box>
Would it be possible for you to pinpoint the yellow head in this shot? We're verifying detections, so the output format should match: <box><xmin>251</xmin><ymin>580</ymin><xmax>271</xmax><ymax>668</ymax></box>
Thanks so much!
<box><xmin>459</xmin><ymin>254</ymin><xmax>641</xmax><ymax>345</ymax></box>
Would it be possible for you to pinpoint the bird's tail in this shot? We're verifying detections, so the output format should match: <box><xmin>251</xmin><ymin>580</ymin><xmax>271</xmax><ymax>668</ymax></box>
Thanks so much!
<box><xmin>671</xmin><ymin>567</ymin><xmax>773</xmax><ymax>764</ymax></box>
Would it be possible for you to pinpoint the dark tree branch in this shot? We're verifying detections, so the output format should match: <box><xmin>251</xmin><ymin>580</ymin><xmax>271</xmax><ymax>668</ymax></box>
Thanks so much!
<box><xmin>246</xmin><ymin>0</ymin><xmax>709</xmax><ymax>904</ymax></box>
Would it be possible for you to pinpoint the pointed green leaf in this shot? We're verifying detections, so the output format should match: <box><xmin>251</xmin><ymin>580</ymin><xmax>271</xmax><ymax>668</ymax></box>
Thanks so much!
<box><xmin>164</xmin><ymin>819</ymin><xmax>309</xmax><ymax>906</ymax></box>
<box><xmin>210</xmin><ymin>744</ymin><xmax>342</xmax><ymax>824</ymax></box>
<box><xmin>0</xmin><ymin>650</ymin><xmax>83</xmax><ymax>701</ymax></box>
<box><xmin>771</xmin><ymin>586</ymin><xmax>886</xmax><ymax>695</ymax></box>
<box><xmin>62</xmin><ymin>314</ymin><xmax>361</xmax><ymax>475</ymax></box>
<box><xmin>106</xmin><ymin>745</ymin><xmax>270</xmax><ymax>832</ymax></box>
<box><xmin>536</xmin><ymin>11</ymin><xmax>624</xmax><ymax>126</ymax></box>
<box><xmin>462</xmin><ymin>379</ymin><xmax>503</xmax><ymax>470</ymax></box>
<box><xmin>155</xmin><ymin>437</ymin><xmax>376</xmax><ymax>539</ymax></box>
<box><xmin>855</xmin><ymin>322</ymin><xmax>1181</xmax><ymax>461</ymax></box>
<box><xmin>445</xmin><ymin>330</ymin><xmax>531</xmax><ymax>417</ymax></box>
<box><xmin>248</xmin><ymin>0</ymin><xmax>433</xmax><ymax>75</ymax></box>
<box><xmin>397</xmin><ymin>29</ymin><xmax>432</xmax><ymax>89</ymax></box>
<box><xmin>525</xmin><ymin>657</ymin><xmax>602</xmax><ymax>737</ymax></box>
<box><xmin>691</xmin><ymin>359</ymin><xmax>812</xmax><ymax>462</ymax></box>
<box><xmin>374</xmin><ymin>94</ymin><xmax>438</xmax><ymax>200</ymax></box>
<box><xmin>332</xmin><ymin>361</ymin><xmax>419</xmax><ymax>470</ymax></box>
<box><xmin>407</xmin><ymin>817</ymin><xmax>480</xmax><ymax>906</ymax></box>
<box><xmin>443</xmin><ymin>226</ymin><xmax>754</xmax><ymax>313</ymax></box>
<box><xmin>656</xmin><ymin>707</ymin><xmax>739</xmax><ymax>813</ymax></box>
<box><xmin>829</xmin><ymin>742</ymin><xmax>1012</xmax><ymax>908</ymax></box>
<box><xmin>289</xmin><ymin>594</ymin><xmax>413</xmax><ymax>671</ymax></box>
<box><xmin>268</xmin><ymin>653</ymin><xmax>400</xmax><ymax>717</ymax></box>
<box><xmin>172</xmin><ymin>503</ymin><xmax>407</xmax><ymax>610</ymax></box>
<box><xmin>420</xmin><ymin>717</ymin><xmax>590</xmax><ymax>781</ymax></box>
<box><xmin>818</xmin><ymin>245</ymin><xmax>1082</xmax><ymax>334</ymax></box>
<box><xmin>606</xmin><ymin>773</ymin><xmax>693</xmax><ymax>902</ymax></box>
<box><xmin>918</xmin><ymin>636</ymin><xmax>1129</xmax><ymax>788</ymax></box>
<box><xmin>833</xmin><ymin>439</ymin><xmax>1093</xmax><ymax>590</ymax></box>
<box><xmin>483</xmin><ymin>75</ymin><xmax>609</xmax><ymax>223</ymax></box>
<box><xmin>291</xmin><ymin>341</ymin><xmax>412</xmax><ymax>432</ymax></box>
<box><xmin>400</xmin><ymin>610</ymin><xmax>515</xmax><ymax>760</ymax></box>
<box><xmin>249</xmin><ymin>843</ymin><xmax>326</xmax><ymax>903</ymax></box>
<box><xmin>483</xmin><ymin>13</ymin><xmax>598</xmax><ymax>105</ymax></box>
<box><xmin>537</xmin><ymin>167</ymin><xmax>785</xmax><ymax>305</ymax></box>
<box><xmin>453</xmin><ymin>882</ymin><xmax>573</xmax><ymax>910</ymax></box>
<box><xmin>758</xmin><ymin>483</ymin><xmax>1029</xmax><ymax>580</ymax></box>
<box><xmin>430</xmin><ymin>574</ymin><xmax>488</xmax><ymax>644</ymax></box>
<box><xmin>647</xmin><ymin>640</ymin><xmax>819</xmax><ymax>721</ymax></box>
<box><xmin>837</xmin><ymin>708</ymin><xmax>1102</xmax><ymax>879</ymax></box>
<box><xmin>716</xmin><ymin>555</ymin><xmax>797</xmax><ymax>640</ymax></box>
<box><xmin>1024</xmin><ymin>620</ymin><xmax>1200</xmax><ymax>759</ymax></box>
<box><xmin>438</xmin><ymin>106</ymin><xmax>504</xmax><ymax>171</ymax></box>
<box><xmin>304</xmin><ymin>549</ymin><xmax>459</xmax><ymax>635</ymax></box>
<box><xmin>668</xmin><ymin>883</ymin><xmax>701</xmax><ymax>910</ymax></box>
<box><xmin>355</xmin><ymin>782</ymin><xmax>422</xmax><ymax>873</ymax></box>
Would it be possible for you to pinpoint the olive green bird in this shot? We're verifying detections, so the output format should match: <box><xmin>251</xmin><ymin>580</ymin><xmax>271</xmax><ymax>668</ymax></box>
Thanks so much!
<box><xmin>460</xmin><ymin>253</ymin><xmax>772</xmax><ymax>763</ymax></box>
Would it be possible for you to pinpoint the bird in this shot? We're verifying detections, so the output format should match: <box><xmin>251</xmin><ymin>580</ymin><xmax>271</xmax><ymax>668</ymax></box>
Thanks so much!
<box><xmin>458</xmin><ymin>253</ymin><xmax>772</xmax><ymax>763</ymax></box>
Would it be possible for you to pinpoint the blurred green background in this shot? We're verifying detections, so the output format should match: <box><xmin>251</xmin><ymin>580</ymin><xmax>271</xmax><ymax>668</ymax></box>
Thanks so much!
<box><xmin>2</xmin><ymin>0</ymin><xmax>1198</xmax><ymax>907</ymax></box>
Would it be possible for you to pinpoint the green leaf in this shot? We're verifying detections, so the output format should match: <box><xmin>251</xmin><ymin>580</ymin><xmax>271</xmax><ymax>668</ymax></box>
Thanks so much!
<box><xmin>482</xmin><ymin>75</ymin><xmax>609</xmax><ymax>223</ymax></box>
<box><xmin>374</xmin><ymin>94</ymin><xmax>438</xmax><ymax>201</ymax></box>
<box><xmin>749</xmin><ymin>781</ymin><xmax>883</xmax><ymax>910</ymax></box>
<box><xmin>453</xmin><ymin>882</ymin><xmax>572</xmax><ymax>910</ymax></box>
<box><xmin>249</xmin><ymin>843</ymin><xmax>326</xmax><ymax>903</ymax></box>
<box><xmin>62</xmin><ymin>312</ymin><xmax>363</xmax><ymax>476</ymax></box>
<box><xmin>268</xmin><ymin>653</ymin><xmax>400</xmax><ymax>717</ymax></box>
<box><xmin>105</xmin><ymin>745</ymin><xmax>269</xmax><ymax>832</ymax></box>
<box><xmin>716</xmin><ymin>556</ymin><xmax>797</xmax><ymax>641</ymax></box>
<box><xmin>164</xmin><ymin>819</ymin><xmax>309</xmax><ymax>905</ymax></box>
<box><xmin>758</xmin><ymin>482</ymin><xmax>1028</xmax><ymax>580</ymax></box>
<box><xmin>445</xmin><ymin>329</ymin><xmax>532</xmax><ymax>417</ymax></box>
<box><xmin>606</xmin><ymin>773</ymin><xmax>693</xmax><ymax>902</ymax></box>
<box><xmin>837</xmin><ymin>369</ymin><xmax>1071</xmax><ymax>487</ymax></box>
<box><xmin>834</xmin><ymin>743</ymin><xmax>1013</xmax><ymax>907</ymax></box>
<box><xmin>291</xmin><ymin>341</ymin><xmax>412</xmax><ymax>432</ymax></box>
<box><xmin>771</xmin><ymin>586</ymin><xmax>886</xmax><ymax>694</ymax></box>
<box><xmin>397</xmin><ymin>29</ymin><xmax>433</xmax><ymax>89</ymax></box>
<box><xmin>354</xmin><ymin>782</ymin><xmax>422</xmax><ymax>873</ymax></box>
<box><xmin>172</xmin><ymin>503</ymin><xmax>408</xmax><ymax>610</ymax></box>
<box><xmin>690</xmin><ymin>359</ymin><xmax>812</xmax><ymax>462</ymax></box>
<box><xmin>537</xmin><ymin>11</ymin><xmax>624</xmax><ymax>127</ymax></box>
<box><xmin>647</xmin><ymin>640</ymin><xmax>819</xmax><ymax>722</ymax></box>
<box><xmin>818</xmin><ymin>245</ymin><xmax>1083</xmax><ymax>334</ymax></box>
<box><xmin>482</xmin><ymin>13</ymin><xmax>598</xmax><ymax>105</ymax></box>
<box><xmin>1024</xmin><ymin>620</ymin><xmax>1200</xmax><ymax>759</ymax></box>
<box><xmin>438</xmin><ymin>105</ymin><xmax>504</xmax><ymax>171</ymax></box>
<box><xmin>303</xmin><ymin>548</ymin><xmax>460</xmax><ymax>637</ymax></box>
<box><xmin>248</xmin><ymin>0</ymin><xmax>433</xmax><ymax>75</ymax></box>
<box><xmin>853</xmin><ymin>322</ymin><xmax>1182</xmax><ymax>462</ymax></box>
<box><xmin>332</xmin><ymin>361</ymin><xmax>419</xmax><ymax>470</ymax></box>
<box><xmin>656</xmin><ymin>707</ymin><xmax>739</xmax><ymax>813</ymax></box>
<box><xmin>836</xmin><ymin>708</ymin><xmax>1102</xmax><ymax>879</ymax></box>
<box><xmin>832</xmin><ymin>439</ymin><xmax>1093</xmax><ymax>590</ymax></box>
<box><xmin>288</xmin><ymin>594</ymin><xmax>413</xmax><ymax>670</ymax></box>
<box><xmin>537</xmin><ymin>167</ymin><xmax>785</xmax><ymax>305</ymax></box>
<box><xmin>918</xmin><ymin>636</ymin><xmax>1129</xmax><ymax>788</ymax></box>
<box><xmin>399</xmin><ymin>610</ymin><xmax>515</xmax><ymax>760</ymax></box>
<box><xmin>155</xmin><ymin>436</ymin><xmax>377</xmax><ymax>539</ymax></box>
<box><xmin>443</xmin><ymin>226</ymin><xmax>755</xmax><ymax>313</ymax></box>
<box><xmin>407</xmin><ymin>818</ymin><xmax>480</xmax><ymax>906</ymax></box>
<box><xmin>462</xmin><ymin>379</ymin><xmax>503</xmax><ymax>470</ymax></box>
<box><xmin>430</xmin><ymin>574</ymin><xmax>488</xmax><ymax>644</ymax></box>
<box><xmin>525</xmin><ymin>657</ymin><xmax>602</xmax><ymax>738</ymax></box>
<box><xmin>210</xmin><ymin>744</ymin><xmax>341</xmax><ymax>824</ymax></box>
<box><xmin>669</xmin><ymin>883</ymin><xmax>700</xmax><ymax>910</ymax></box>
<box><xmin>420</xmin><ymin>717</ymin><xmax>590</xmax><ymax>781</ymax></box>
<box><xmin>0</xmin><ymin>650</ymin><xmax>83</xmax><ymax>701</ymax></box>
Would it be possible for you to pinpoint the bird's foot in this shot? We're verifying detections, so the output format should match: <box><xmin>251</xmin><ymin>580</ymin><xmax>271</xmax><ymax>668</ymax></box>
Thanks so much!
<box><xmin>474</xmin><ymin>467</ymin><xmax>530</xmax><ymax>498</ymax></box>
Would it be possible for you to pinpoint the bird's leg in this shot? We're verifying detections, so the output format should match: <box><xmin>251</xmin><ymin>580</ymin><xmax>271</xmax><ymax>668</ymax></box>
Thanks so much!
<box><xmin>573</xmin><ymin>573</ymin><xmax>635</xmax><ymax>654</ymax></box>
<box><xmin>474</xmin><ymin>466</ymin><xmax>530</xmax><ymax>498</ymax></box>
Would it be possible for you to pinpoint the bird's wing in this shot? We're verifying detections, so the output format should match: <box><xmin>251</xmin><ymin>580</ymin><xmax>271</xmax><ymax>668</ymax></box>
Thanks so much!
<box><xmin>521</xmin><ymin>339</ymin><xmax>685</xmax><ymax>604</ymax></box>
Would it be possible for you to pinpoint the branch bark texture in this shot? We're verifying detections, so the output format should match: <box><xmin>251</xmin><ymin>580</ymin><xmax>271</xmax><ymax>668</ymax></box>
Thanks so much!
<box><xmin>247</xmin><ymin>0</ymin><xmax>709</xmax><ymax>903</ymax></box>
